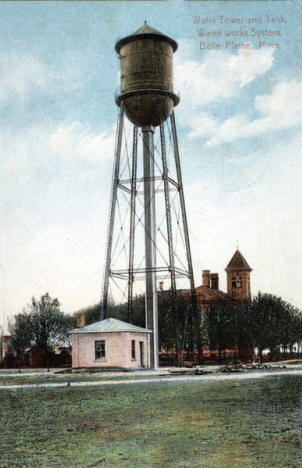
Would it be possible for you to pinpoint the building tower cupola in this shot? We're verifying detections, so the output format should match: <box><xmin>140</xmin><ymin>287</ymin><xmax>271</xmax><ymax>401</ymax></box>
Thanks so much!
<box><xmin>225</xmin><ymin>250</ymin><xmax>252</xmax><ymax>300</ymax></box>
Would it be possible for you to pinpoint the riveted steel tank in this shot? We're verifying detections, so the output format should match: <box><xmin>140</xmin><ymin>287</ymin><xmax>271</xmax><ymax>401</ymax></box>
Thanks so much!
<box><xmin>115</xmin><ymin>24</ymin><xmax>179</xmax><ymax>127</ymax></box>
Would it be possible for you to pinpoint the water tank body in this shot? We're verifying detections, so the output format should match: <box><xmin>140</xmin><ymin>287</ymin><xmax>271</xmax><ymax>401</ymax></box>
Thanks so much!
<box><xmin>115</xmin><ymin>24</ymin><xmax>179</xmax><ymax>127</ymax></box>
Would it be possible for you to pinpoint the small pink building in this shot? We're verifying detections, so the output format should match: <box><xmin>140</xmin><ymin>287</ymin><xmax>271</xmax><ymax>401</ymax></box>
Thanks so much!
<box><xmin>70</xmin><ymin>318</ymin><xmax>152</xmax><ymax>369</ymax></box>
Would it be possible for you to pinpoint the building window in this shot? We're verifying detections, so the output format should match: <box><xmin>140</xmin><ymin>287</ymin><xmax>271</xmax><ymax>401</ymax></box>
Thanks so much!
<box><xmin>236</xmin><ymin>276</ymin><xmax>242</xmax><ymax>288</ymax></box>
<box><xmin>131</xmin><ymin>340</ymin><xmax>136</xmax><ymax>360</ymax></box>
<box><xmin>95</xmin><ymin>340</ymin><xmax>106</xmax><ymax>360</ymax></box>
<box><xmin>231</xmin><ymin>277</ymin><xmax>236</xmax><ymax>288</ymax></box>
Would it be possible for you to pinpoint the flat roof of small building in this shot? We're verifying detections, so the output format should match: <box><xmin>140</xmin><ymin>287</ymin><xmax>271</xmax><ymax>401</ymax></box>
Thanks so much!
<box><xmin>70</xmin><ymin>317</ymin><xmax>152</xmax><ymax>334</ymax></box>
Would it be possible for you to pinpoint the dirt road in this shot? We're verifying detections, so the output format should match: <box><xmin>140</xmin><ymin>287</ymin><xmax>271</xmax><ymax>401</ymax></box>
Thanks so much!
<box><xmin>1</xmin><ymin>367</ymin><xmax>302</xmax><ymax>390</ymax></box>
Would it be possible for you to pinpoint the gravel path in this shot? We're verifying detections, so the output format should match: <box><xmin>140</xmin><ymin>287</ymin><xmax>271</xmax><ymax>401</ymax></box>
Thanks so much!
<box><xmin>1</xmin><ymin>368</ymin><xmax>302</xmax><ymax>390</ymax></box>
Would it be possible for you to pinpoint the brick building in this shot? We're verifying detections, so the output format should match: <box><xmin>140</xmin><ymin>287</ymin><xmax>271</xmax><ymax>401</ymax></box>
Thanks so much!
<box><xmin>70</xmin><ymin>317</ymin><xmax>152</xmax><ymax>369</ymax></box>
<box><xmin>196</xmin><ymin>250</ymin><xmax>252</xmax><ymax>312</ymax></box>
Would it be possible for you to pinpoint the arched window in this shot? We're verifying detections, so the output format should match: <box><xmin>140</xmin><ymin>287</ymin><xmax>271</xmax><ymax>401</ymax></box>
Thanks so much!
<box><xmin>231</xmin><ymin>277</ymin><xmax>236</xmax><ymax>288</ymax></box>
<box><xmin>236</xmin><ymin>276</ymin><xmax>242</xmax><ymax>288</ymax></box>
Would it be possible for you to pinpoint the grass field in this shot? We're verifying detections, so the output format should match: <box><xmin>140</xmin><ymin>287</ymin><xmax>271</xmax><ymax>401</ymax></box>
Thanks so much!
<box><xmin>1</xmin><ymin>375</ymin><xmax>302</xmax><ymax>468</ymax></box>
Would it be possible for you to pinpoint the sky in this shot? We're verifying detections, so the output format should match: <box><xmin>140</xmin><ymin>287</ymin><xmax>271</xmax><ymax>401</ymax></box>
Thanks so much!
<box><xmin>1</xmin><ymin>0</ymin><xmax>302</xmax><ymax>329</ymax></box>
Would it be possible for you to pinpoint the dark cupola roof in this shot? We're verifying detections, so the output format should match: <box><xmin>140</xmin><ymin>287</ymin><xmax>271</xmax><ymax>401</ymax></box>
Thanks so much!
<box><xmin>133</xmin><ymin>23</ymin><xmax>164</xmax><ymax>36</ymax></box>
<box><xmin>115</xmin><ymin>22</ymin><xmax>178</xmax><ymax>53</ymax></box>
<box><xmin>225</xmin><ymin>250</ymin><xmax>252</xmax><ymax>272</ymax></box>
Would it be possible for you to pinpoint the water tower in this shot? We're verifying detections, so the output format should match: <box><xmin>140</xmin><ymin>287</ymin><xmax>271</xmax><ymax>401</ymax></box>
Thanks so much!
<box><xmin>101</xmin><ymin>23</ymin><xmax>196</xmax><ymax>368</ymax></box>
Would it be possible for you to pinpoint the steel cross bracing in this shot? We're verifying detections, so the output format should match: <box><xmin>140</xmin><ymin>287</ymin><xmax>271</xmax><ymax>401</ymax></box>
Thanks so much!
<box><xmin>111</xmin><ymin>266</ymin><xmax>190</xmax><ymax>279</ymax></box>
<box><xmin>101</xmin><ymin>110</ymin><xmax>197</xmax><ymax>323</ymax></box>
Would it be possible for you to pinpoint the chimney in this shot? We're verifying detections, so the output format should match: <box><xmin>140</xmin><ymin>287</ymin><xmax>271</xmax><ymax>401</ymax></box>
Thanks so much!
<box><xmin>158</xmin><ymin>281</ymin><xmax>164</xmax><ymax>291</ymax></box>
<box><xmin>202</xmin><ymin>270</ymin><xmax>210</xmax><ymax>287</ymax></box>
<box><xmin>77</xmin><ymin>313</ymin><xmax>85</xmax><ymax>328</ymax></box>
<box><xmin>210</xmin><ymin>273</ymin><xmax>219</xmax><ymax>290</ymax></box>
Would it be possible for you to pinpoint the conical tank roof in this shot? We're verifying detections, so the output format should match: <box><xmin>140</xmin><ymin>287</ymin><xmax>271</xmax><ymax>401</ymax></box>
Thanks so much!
<box><xmin>225</xmin><ymin>250</ymin><xmax>252</xmax><ymax>272</ymax></box>
<box><xmin>133</xmin><ymin>23</ymin><xmax>164</xmax><ymax>36</ymax></box>
<box><xmin>115</xmin><ymin>22</ymin><xmax>178</xmax><ymax>52</ymax></box>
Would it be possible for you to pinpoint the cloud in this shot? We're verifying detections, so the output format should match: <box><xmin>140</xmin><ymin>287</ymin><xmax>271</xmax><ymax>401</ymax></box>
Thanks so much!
<box><xmin>0</xmin><ymin>122</ymin><xmax>115</xmax><ymax>172</ymax></box>
<box><xmin>50</xmin><ymin>122</ymin><xmax>115</xmax><ymax>162</ymax></box>
<box><xmin>204</xmin><ymin>80</ymin><xmax>302</xmax><ymax>145</ymax></box>
<box><xmin>174</xmin><ymin>41</ymin><xmax>274</xmax><ymax>109</ymax></box>
<box><xmin>0</xmin><ymin>121</ymin><xmax>115</xmax><ymax>225</ymax></box>
<box><xmin>184</xmin><ymin>130</ymin><xmax>302</xmax><ymax>306</ymax></box>
<box><xmin>0</xmin><ymin>52</ymin><xmax>80</xmax><ymax>104</ymax></box>
<box><xmin>187</xmin><ymin>113</ymin><xmax>218</xmax><ymax>138</ymax></box>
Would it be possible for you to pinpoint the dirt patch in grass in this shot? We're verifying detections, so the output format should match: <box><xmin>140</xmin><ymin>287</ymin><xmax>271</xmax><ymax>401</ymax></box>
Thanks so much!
<box><xmin>0</xmin><ymin>372</ymin><xmax>170</xmax><ymax>387</ymax></box>
<box><xmin>281</xmin><ymin>434</ymin><xmax>302</xmax><ymax>448</ymax></box>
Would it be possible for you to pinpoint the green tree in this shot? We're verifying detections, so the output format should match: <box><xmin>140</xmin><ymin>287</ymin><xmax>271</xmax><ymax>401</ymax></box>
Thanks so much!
<box><xmin>204</xmin><ymin>294</ymin><xmax>302</xmax><ymax>362</ymax></box>
<box><xmin>157</xmin><ymin>292</ymin><xmax>204</xmax><ymax>354</ymax></box>
<box><xmin>205</xmin><ymin>302</ymin><xmax>240</xmax><ymax>358</ymax></box>
<box><xmin>250</xmin><ymin>292</ymin><xmax>302</xmax><ymax>360</ymax></box>
<box><xmin>9</xmin><ymin>293</ymin><xmax>75</xmax><ymax>357</ymax></box>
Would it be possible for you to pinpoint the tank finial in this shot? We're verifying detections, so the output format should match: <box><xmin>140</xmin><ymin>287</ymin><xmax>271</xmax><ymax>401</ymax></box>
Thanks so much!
<box><xmin>144</xmin><ymin>20</ymin><xmax>147</xmax><ymax>25</ymax></box>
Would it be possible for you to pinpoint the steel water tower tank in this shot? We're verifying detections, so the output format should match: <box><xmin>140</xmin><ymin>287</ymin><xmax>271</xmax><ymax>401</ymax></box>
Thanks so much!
<box><xmin>115</xmin><ymin>23</ymin><xmax>179</xmax><ymax>127</ymax></box>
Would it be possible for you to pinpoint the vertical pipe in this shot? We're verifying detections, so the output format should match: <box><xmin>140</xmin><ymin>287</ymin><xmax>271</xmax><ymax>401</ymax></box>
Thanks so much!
<box><xmin>101</xmin><ymin>107</ymin><xmax>124</xmax><ymax>319</ymax></box>
<box><xmin>142</xmin><ymin>125</ymin><xmax>158</xmax><ymax>369</ymax></box>
<box><xmin>151</xmin><ymin>135</ymin><xmax>159</xmax><ymax>370</ymax></box>
<box><xmin>127</xmin><ymin>126</ymin><xmax>138</xmax><ymax>322</ymax></box>
<box><xmin>143</xmin><ymin>126</ymin><xmax>153</xmax><ymax>333</ymax></box>
<box><xmin>147</xmin><ymin>333</ymin><xmax>151</xmax><ymax>368</ymax></box>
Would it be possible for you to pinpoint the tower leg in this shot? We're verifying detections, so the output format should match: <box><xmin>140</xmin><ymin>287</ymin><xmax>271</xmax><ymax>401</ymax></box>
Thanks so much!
<box><xmin>170</xmin><ymin>112</ymin><xmax>197</xmax><ymax>310</ymax></box>
<box><xmin>142</xmin><ymin>125</ymin><xmax>158</xmax><ymax>368</ymax></box>
<box><xmin>101</xmin><ymin>107</ymin><xmax>124</xmax><ymax>319</ymax></box>
<box><xmin>160</xmin><ymin>122</ymin><xmax>178</xmax><ymax>356</ymax></box>
<box><xmin>160</xmin><ymin>123</ymin><xmax>177</xmax><ymax>299</ymax></box>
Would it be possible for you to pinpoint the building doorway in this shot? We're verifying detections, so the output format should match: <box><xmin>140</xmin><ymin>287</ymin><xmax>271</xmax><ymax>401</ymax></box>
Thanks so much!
<box><xmin>139</xmin><ymin>342</ymin><xmax>145</xmax><ymax>368</ymax></box>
